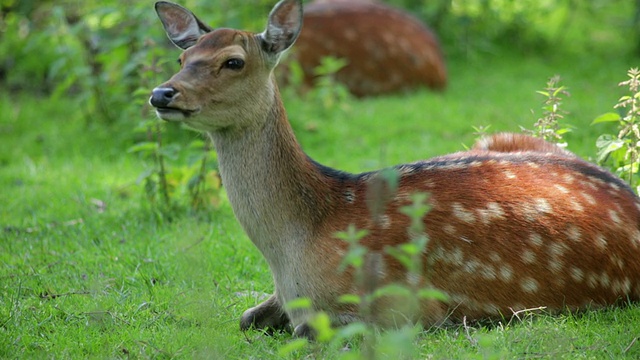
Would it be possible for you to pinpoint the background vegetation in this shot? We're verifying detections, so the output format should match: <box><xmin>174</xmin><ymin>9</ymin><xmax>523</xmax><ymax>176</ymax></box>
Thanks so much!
<box><xmin>2</xmin><ymin>0</ymin><xmax>640</xmax><ymax>358</ymax></box>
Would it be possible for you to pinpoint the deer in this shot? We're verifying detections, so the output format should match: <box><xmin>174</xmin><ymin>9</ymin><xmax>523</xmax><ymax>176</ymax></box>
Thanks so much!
<box><xmin>287</xmin><ymin>0</ymin><xmax>447</xmax><ymax>97</ymax></box>
<box><xmin>149</xmin><ymin>0</ymin><xmax>640</xmax><ymax>339</ymax></box>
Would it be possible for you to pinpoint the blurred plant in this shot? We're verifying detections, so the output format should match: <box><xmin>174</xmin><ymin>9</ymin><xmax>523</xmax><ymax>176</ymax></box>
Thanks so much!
<box><xmin>279</xmin><ymin>170</ymin><xmax>451</xmax><ymax>359</ymax></box>
<box><xmin>128</xmin><ymin>119</ymin><xmax>222</xmax><ymax>215</ymax></box>
<box><xmin>308</xmin><ymin>56</ymin><xmax>351</xmax><ymax>113</ymax></box>
<box><xmin>592</xmin><ymin>68</ymin><xmax>640</xmax><ymax>192</ymax></box>
<box><xmin>523</xmin><ymin>75</ymin><xmax>571</xmax><ymax>146</ymax></box>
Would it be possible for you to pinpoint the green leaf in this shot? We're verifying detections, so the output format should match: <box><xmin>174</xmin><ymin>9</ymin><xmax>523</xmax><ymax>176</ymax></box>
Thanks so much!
<box><xmin>277</xmin><ymin>338</ymin><xmax>308</xmax><ymax>357</ymax></box>
<box><xmin>334</xmin><ymin>322</ymin><xmax>369</xmax><ymax>341</ymax></box>
<box><xmin>188</xmin><ymin>139</ymin><xmax>207</xmax><ymax>149</ymax></box>
<box><xmin>285</xmin><ymin>297</ymin><xmax>312</xmax><ymax>311</ymax></box>
<box><xmin>595</xmin><ymin>134</ymin><xmax>625</xmax><ymax>163</ymax></box>
<box><xmin>373</xmin><ymin>283</ymin><xmax>412</xmax><ymax>299</ymax></box>
<box><xmin>338</xmin><ymin>294</ymin><xmax>361</xmax><ymax>305</ymax></box>
<box><xmin>127</xmin><ymin>142</ymin><xmax>158</xmax><ymax>153</ymax></box>
<box><xmin>591</xmin><ymin>112</ymin><xmax>621</xmax><ymax>125</ymax></box>
<box><xmin>308</xmin><ymin>312</ymin><xmax>335</xmax><ymax>343</ymax></box>
<box><xmin>417</xmin><ymin>288</ymin><xmax>450</xmax><ymax>302</ymax></box>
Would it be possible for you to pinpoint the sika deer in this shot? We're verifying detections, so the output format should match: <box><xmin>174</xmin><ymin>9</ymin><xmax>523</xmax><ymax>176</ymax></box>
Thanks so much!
<box><xmin>289</xmin><ymin>0</ymin><xmax>447</xmax><ymax>97</ymax></box>
<box><xmin>150</xmin><ymin>0</ymin><xmax>640</xmax><ymax>338</ymax></box>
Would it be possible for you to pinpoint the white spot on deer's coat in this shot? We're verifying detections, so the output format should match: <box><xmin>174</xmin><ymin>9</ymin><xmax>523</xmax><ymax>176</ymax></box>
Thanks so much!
<box><xmin>464</xmin><ymin>259</ymin><xmax>481</xmax><ymax>273</ymax></box>
<box><xmin>520</xmin><ymin>199</ymin><xmax>552</xmax><ymax>221</ymax></box>
<box><xmin>477</xmin><ymin>202</ymin><xmax>505</xmax><ymax>225</ymax></box>
<box><xmin>586</xmin><ymin>273</ymin><xmax>598</xmax><ymax>288</ymax></box>
<box><xmin>600</xmin><ymin>272</ymin><xmax>611</xmax><ymax>287</ymax></box>
<box><xmin>609</xmin><ymin>209</ymin><xmax>621</xmax><ymax>225</ymax></box>
<box><xmin>609</xmin><ymin>182</ymin><xmax>621</xmax><ymax>192</ymax></box>
<box><xmin>609</xmin><ymin>254</ymin><xmax>625</xmax><ymax>270</ymax></box>
<box><xmin>480</xmin><ymin>265</ymin><xmax>497</xmax><ymax>280</ymax></box>
<box><xmin>452</xmin><ymin>203</ymin><xmax>476</xmax><ymax>224</ymax></box>
<box><xmin>448</xmin><ymin>246</ymin><xmax>464</xmax><ymax>265</ymax></box>
<box><xmin>489</xmin><ymin>252</ymin><xmax>501</xmax><ymax>263</ymax></box>
<box><xmin>566</xmin><ymin>225</ymin><xmax>581</xmax><ymax>242</ymax></box>
<box><xmin>534</xmin><ymin>198</ymin><xmax>552</xmax><ymax>214</ymax></box>
<box><xmin>548</xmin><ymin>259</ymin><xmax>564</xmax><ymax>274</ymax></box>
<box><xmin>499</xmin><ymin>265</ymin><xmax>513</xmax><ymax>282</ymax></box>
<box><xmin>570</xmin><ymin>267</ymin><xmax>584</xmax><ymax>282</ymax></box>
<box><xmin>521</xmin><ymin>278</ymin><xmax>539</xmax><ymax>293</ymax></box>
<box><xmin>594</xmin><ymin>234</ymin><xmax>607</xmax><ymax>250</ymax></box>
<box><xmin>379</xmin><ymin>215</ymin><xmax>391</xmax><ymax>229</ymax></box>
<box><xmin>521</xmin><ymin>250</ymin><xmax>536</xmax><ymax>264</ymax></box>
<box><xmin>580</xmin><ymin>192</ymin><xmax>596</xmax><ymax>205</ymax></box>
<box><xmin>631</xmin><ymin>230</ymin><xmax>640</xmax><ymax>247</ymax></box>
<box><xmin>554</xmin><ymin>184</ymin><xmax>570</xmax><ymax>194</ymax></box>
<box><xmin>570</xmin><ymin>200</ymin><xmax>584</xmax><ymax>212</ymax></box>
<box><xmin>444</xmin><ymin>224</ymin><xmax>456</xmax><ymax>235</ymax></box>
<box><xmin>548</xmin><ymin>243</ymin><xmax>567</xmax><ymax>258</ymax></box>
<box><xmin>529</xmin><ymin>233</ymin><xmax>543</xmax><ymax>247</ymax></box>
<box><xmin>562</xmin><ymin>174</ymin><xmax>575</xmax><ymax>184</ymax></box>
<box><xmin>504</xmin><ymin>170</ymin><xmax>516</xmax><ymax>179</ymax></box>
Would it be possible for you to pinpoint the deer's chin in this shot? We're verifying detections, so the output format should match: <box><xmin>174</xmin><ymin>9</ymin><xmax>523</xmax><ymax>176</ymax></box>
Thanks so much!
<box><xmin>155</xmin><ymin>107</ymin><xmax>200</xmax><ymax>121</ymax></box>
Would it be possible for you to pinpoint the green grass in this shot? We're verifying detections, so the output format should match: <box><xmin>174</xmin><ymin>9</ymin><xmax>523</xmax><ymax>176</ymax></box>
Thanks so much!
<box><xmin>2</xmin><ymin>50</ymin><xmax>640</xmax><ymax>359</ymax></box>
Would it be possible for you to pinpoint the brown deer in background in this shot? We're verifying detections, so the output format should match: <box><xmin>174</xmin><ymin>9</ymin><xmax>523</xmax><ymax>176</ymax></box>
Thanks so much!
<box><xmin>150</xmin><ymin>0</ymin><xmax>640</xmax><ymax>339</ymax></box>
<box><xmin>288</xmin><ymin>0</ymin><xmax>447</xmax><ymax>97</ymax></box>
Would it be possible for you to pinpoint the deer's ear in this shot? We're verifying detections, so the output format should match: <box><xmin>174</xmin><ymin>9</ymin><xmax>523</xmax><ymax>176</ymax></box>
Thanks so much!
<box><xmin>155</xmin><ymin>1</ymin><xmax>212</xmax><ymax>50</ymax></box>
<box><xmin>259</xmin><ymin>0</ymin><xmax>303</xmax><ymax>55</ymax></box>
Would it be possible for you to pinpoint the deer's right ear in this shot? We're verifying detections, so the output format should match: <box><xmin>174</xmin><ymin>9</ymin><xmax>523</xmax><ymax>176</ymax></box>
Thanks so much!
<box><xmin>154</xmin><ymin>1</ymin><xmax>212</xmax><ymax>50</ymax></box>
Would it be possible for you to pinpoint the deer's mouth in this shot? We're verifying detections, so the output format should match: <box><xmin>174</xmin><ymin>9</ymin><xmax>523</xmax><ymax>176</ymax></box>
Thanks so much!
<box><xmin>154</xmin><ymin>107</ymin><xmax>199</xmax><ymax>121</ymax></box>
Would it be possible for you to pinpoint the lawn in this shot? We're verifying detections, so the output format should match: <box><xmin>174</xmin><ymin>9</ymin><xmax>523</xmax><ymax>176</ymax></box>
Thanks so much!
<box><xmin>2</xmin><ymin>47</ymin><xmax>640</xmax><ymax>358</ymax></box>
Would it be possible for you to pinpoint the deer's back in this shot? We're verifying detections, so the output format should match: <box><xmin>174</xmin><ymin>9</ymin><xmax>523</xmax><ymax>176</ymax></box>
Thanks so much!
<box><xmin>318</xmin><ymin>150</ymin><xmax>640</xmax><ymax>321</ymax></box>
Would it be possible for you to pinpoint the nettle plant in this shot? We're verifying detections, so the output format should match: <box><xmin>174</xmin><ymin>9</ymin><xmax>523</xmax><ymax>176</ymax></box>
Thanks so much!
<box><xmin>523</xmin><ymin>75</ymin><xmax>572</xmax><ymax>146</ymax></box>
<box><xmin>593</xmin><ymin>68</ymin><xmax>640</xmax><ymax>193</ymax></box>
<box><xmin>128</xmin><ymin>122</ymin><xmax>222</xmax><ymax>214</ymax></box>
<box><xmin>279</xmin><ymin>171</ymin><xmax>449</xmax><ymax>358</ymax></box>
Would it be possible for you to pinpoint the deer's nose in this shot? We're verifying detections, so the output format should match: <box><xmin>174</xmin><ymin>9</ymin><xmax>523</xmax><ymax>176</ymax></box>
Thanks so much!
<box><xmin>149</xmin><ymin>87</ymin><xmax>177</xmax><ymax>108</ymax></box>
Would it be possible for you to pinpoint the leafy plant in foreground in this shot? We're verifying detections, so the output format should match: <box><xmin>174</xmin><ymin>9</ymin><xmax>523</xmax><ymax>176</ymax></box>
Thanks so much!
<box><xmin>592</xmin><ymin>68</ymin><xmax>640</xmax><ymax>193</ymax></box>
<box><xmin>128</xmin><ymin>120</ymin><xmax>222</xmax><ymax>215</ymax></box>
<box><xmin>524</xmin><ymin>75</ymin><xmax>571</xmax><ymax>146</ymax></box>
<box><xmin>279</xmin><ymin>169</ymin><xmax>449</xmax><ymax>359</ymax></box>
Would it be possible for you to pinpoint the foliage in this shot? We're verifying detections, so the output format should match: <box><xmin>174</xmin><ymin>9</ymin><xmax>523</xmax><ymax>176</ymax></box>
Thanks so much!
<box><xmin>592</xmin><ymin>68</ymin><xmax>640</xmax><ymax>192</ymax></box>
<box><xmin>128</xmin><ymin>119</ymin><xmax>223</xmax><ymax>215</ymax></box>
<box><xmin>388</xmin><ymin>0</ymin><xmax>636</xmax><ymax>57</ymax></box>
<box><xmin>280</xmin><ymin>172</ymin><xmax>451</xmax><ymax>359</ymax></box>
<box><xmin>3</xmin><ymin>50</ymin><xmax>640</xmax><ymax>358</ymax></box>
<box><xmin>523</xmin><ymin>75</ymin><xmax>571</xmax><ymax>146</ymax></box>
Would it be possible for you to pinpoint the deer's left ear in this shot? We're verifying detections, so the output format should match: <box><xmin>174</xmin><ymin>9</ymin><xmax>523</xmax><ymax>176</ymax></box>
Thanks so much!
<box><xmin>155</xmin><ymin>1</ymin><xmax>213</xmax><ymax>50</ymax></box>
<box><xmin>259</xmin><ymin>0</ymin><xmax>303</xmax><ymax>55</ymax></box>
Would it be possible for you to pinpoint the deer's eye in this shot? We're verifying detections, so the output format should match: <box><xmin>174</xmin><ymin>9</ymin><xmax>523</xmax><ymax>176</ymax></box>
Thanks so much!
<box><xmin>177</xmin><ymin>58</ymin><xmax>182</xmax><ymax>66</ymax></box>
<box><xmin>223</xmin><ymin>58</ymin><xmax>245</xmax><ymax>70</ymax></box>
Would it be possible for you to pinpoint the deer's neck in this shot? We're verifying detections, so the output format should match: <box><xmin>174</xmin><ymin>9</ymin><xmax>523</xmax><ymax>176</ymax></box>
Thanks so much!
<box><xmin>208</xmin><ymin>85</ymin><xmax>339</xmax><ymax>253</ymax></box>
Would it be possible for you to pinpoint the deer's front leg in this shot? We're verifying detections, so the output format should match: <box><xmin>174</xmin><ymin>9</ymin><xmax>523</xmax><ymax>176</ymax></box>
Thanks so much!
<box><xmin>240</xmin><ymin>293</ymin><xmax>290</xmax><ymax>333</ymax></box>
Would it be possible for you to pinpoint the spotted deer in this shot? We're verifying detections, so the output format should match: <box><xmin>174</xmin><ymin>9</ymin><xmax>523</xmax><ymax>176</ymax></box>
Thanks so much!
<box><xmin>288</xmin><ymin>0</ymin><xmax>446</xmax><ymax>97</ymax></box>
<box><xmin>150</xmin><ymin>0</ymin><xmax>640</xmax><ymax>338</ymax></box>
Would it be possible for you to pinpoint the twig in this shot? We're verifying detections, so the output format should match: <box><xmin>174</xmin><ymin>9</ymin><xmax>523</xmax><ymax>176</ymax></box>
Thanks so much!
<box><xmin>181</xmin><ymin>237</ymin><xmax>205</xmax><ymax>252</ymax></box>
<box><xmin>40</xmin><ymin>291</ymin><xmax>90</xmax><ymax>300</ymax></box>
<box><xmin>508</xmin><ymin>306</ymin><xmax>547</xmax><ymax>324</ymax></box>
<box><xmin>624</xmin><ymin>337</ymin><xmax>638</xmax><ymax>354</ymax></box>
<box><xmin>462</xmin><ymin>316</ymin><xmax>478</xmax><ymax>347</ymax></box>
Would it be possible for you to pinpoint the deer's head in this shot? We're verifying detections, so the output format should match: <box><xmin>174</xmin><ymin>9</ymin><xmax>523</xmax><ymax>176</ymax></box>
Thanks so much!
<box><xmin>149</xmin><ymin>0</ymin><xmax>302</xmax><ymax>132</ymax></box>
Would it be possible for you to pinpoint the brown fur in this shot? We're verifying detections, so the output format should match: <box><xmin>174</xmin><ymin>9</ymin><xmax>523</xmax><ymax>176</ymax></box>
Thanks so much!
<box><xmin>284</xmin><ymin>0</ymin><xmax>446</xmax><ymax>97</ymax></box>
<box><xmin>150</xmin><ymin>0</ymin><xmax>640</xmax><ymax>338</ymax></box>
